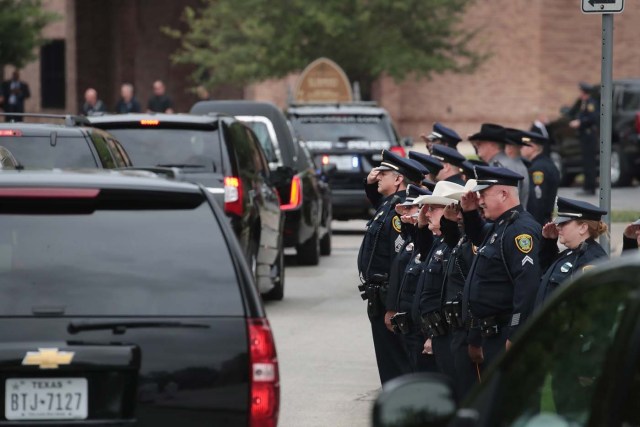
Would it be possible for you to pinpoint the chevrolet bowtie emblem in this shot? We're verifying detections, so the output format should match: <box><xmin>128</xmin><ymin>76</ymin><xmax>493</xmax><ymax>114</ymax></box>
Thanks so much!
<box><xmin>22</xmin><ymin>348</ymin><xmax>75</xmax><ymax>369</ymax></box>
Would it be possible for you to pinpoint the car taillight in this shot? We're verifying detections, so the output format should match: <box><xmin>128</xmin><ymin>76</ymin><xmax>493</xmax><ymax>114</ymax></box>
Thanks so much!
<box><xmin>390</xmin><ymin>146</ymin><xmax>406</xmax><ymax>157</ymax></box>
<box><xmin>280</xmin><ymin>175</ymin><xmax>302</xmax><ymax>211</ymax></box>
<box><xmin>140</xmin><ymin>120</ymin><xmax>159</xmax><ymax>126</ymax></box>
<box><xmin>248</xmin><ymin>318</ymin><xmax>279</xmax><ymax>427</ymax></box>
<box><xmin>0</xmin><ymin>130</ymin><xmax>21</xmax><ymax>137</ymax></box>
<box><xmin>0</xmin><ymin>188</ymin><xmax>100</xmax><ymax>198</ymax></box>
<box><xmin>635</xmin><ymin>112</ymin><xmax>640</xmax><ymax>134</ymax></box>
<box><xmin>224</xmin><ymin>176</ymin><xmax>243</xmax><ymax>216</ymax></box>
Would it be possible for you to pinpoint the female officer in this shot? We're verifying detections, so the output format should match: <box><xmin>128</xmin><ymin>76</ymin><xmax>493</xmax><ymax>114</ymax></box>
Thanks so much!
<box><xmin>535</xmin><ymin>197</ymin><xmax>608</xmax><ymax>306</ymax></box>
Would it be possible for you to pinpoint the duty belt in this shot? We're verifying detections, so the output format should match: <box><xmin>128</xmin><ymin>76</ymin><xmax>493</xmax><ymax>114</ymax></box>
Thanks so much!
<box><xmin>420</xmin><ymin>310</ymin><xmax>448</xmax><ymax>338</ymax></box>
<box><xmin>474</xmin><ymin>314</ymin><xmax>512</xmax><ymax>338</ymax></box>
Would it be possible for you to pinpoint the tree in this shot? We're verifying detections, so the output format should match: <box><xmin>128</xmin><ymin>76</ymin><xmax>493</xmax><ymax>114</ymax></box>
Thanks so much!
<box><xmin>165</xmin><ymin>0</ymin><xmax>486</xmax><ymax>99</ymax></box>
<box><xmin>0</xmin><ymin>0</ymin><xmax>59</xmax><ymax>69</ymax></box>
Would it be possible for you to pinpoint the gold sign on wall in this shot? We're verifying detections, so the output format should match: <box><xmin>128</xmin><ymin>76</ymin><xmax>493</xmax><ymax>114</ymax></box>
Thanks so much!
<box><xmin>294</xmin><ymin>58</ymin><xmax>353</xmax><ymax>103</ymax></box>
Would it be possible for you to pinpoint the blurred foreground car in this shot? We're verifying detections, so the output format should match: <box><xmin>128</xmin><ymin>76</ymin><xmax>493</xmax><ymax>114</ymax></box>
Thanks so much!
<box><xmin>191</xmin><ymin>101</ymin><xmax>333</xmax><ymax>265</ymax></box>
<box><xmin>88</xmin><ymin>113</ymin><xmax>285</xmax><ymax>299</ymax></box>
<box><xmin>373</xmin><ymin>254</ymin><xmax>640</xmax><ymax>427</ymax></box>
<box><xmin>0</xmin><ymin>170</ymin><xmax>279</xmax><ymax>426</ymax></box>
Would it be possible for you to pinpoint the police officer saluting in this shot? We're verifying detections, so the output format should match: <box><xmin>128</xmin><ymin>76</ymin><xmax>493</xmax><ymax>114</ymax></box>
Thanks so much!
<box><xmin>460</xmin><ymin>166</ymin><xmax>542</xmax><ymax>369</ymax></box>
<box><xmin>517</xmin><ymin>129</ymin><xmax>560</xmax><ymax>225</ymax></box>
<box><xmin>535</xmin><ymin>198</ymin><xmax>608</xmax><ymax>306</ymax></box>
<box><xmin>358</xmin><ymin>149</ymin><xmax>425</xmax><ymax>384</ymax></box>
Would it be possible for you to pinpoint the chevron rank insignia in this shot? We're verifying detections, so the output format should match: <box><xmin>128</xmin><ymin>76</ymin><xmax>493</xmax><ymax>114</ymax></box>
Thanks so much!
<box><xmin>515</xmin><ymin>234</ymin><xmax>533</xmax><ymax>254</ymax></box>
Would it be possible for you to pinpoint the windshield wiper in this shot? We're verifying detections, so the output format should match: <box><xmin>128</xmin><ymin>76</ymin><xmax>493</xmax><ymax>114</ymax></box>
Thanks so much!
<box><xmin>156</xmin><ymin>163</ymin><xmax>205</xmax><ymax>168</ymax></box>
<box><xmin>68</xmin><ymin>320</ymin><xmax>210</xmax><ymax>335</ymax></box>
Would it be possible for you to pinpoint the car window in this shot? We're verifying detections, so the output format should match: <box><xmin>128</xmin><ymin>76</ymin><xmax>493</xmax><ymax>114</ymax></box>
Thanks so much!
<box><xmin>242</xmin><ymin>121</ymin><xmax>279</xmax><ymax>164</ymax></box>
<box><xmin>105</xmin><ymin>137</ymin><xmax>131</xmax><ymax>167</ymax></box>
<box><xmin>0</xmin><ymin>135</ymin><xmax>97</xmax><ymax>168</ymax></box>
<box><xmin>105</xmin><ymin>128</ymin><xmax>222</xmax><ymax>172</ymax></box>
<box><xmin>90</xmin><ymin>132</ymin><xmax>117</xmax><ymax>168</ymax></box>
<box><xmin>621</xmin><ymin>90</ymin><xmax>640</xmax><ymax>111</ymax></box>
<box><xmin>245</xmin><ymin>128</ymin><xmax>270</xmax><ymax>176</ymax></box>
<box><xmin>296</xmin><ymin>141</ymin><xmax>315</xmax><ymax>170</ymax></box>
<box><xmin>290</xmin><ymin>115</ymin><xmax>395</xmax><ymax>151</ymax></box>
<box><xmin>0</xmin><ymin>200</ymin><xmax>243</xmax><ymax>316</ymax></box>
<box><xmin>470</xmin><ymin>281</ymin><xmax>632</xmax><ymax>427</ymax></box>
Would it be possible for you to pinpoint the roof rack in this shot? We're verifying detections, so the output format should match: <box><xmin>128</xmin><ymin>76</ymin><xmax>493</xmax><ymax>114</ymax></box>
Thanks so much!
<box><xmin>287</xmin><ymin>101</ymin><xmax>379</xmax><ymax>108</ymax></box>
<box><xmin>0</xmin><ymin>113</ymin><xmax>92</xmax><ymax>127</ymax></box>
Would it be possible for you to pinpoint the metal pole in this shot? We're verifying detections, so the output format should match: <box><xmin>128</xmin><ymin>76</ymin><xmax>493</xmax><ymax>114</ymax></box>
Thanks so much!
<box><xmin>599</xmin><ymin>13</ymin><xmax>613</xmax><ymax>255</ymax></box>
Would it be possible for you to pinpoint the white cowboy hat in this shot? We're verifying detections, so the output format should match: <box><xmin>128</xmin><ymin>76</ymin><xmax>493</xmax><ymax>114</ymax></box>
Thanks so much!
<box><xmin>447</xmin><ymin>179</ymin><xmax>477</xmax><ymax>201</ymax></box>
<box><xmin>414</xmin><ymin>180</ymin><xmax>465</xmax><ymax>206</ymax></box>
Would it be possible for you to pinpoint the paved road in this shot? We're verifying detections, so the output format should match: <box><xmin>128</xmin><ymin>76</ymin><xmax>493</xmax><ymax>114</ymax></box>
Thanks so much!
<box><xmin>264</xmin><ymin>224</ymin><xmax>378</xmax><ymax>427</ymax></box>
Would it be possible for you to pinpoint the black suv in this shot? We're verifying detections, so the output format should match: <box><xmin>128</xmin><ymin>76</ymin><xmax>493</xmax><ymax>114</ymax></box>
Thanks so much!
<box><xmin>0</xmin><ymin>170</ymin><xmax>279</xmax><ymax>426</ymax></box>
<box><xmin>548</xmin><ymin>79</ymin><xmax>640</xmax><ymax>187</ymax></box>
<box><xmin>373</xmin><ymin>255</ymin><xmax>640</xmax><ymax>427</ymax></box>
<box><xmin>287</xmin><ymin>103</ymin><xmax>408</xmax><ymax>220</ymax></box>
<box><xmin>0</xmin><ymin>113</ymin><xmax>132</xmax><ymax>169</ymax></box>
<box><xmin>88</xmin><ymin>114</ymin><xmax>285</xmax><ymax>299</ymax></box>
<box><xmin>191</xmin><ymin>101</ymin><xmax>333</xmax><ymax>265</ymax></box>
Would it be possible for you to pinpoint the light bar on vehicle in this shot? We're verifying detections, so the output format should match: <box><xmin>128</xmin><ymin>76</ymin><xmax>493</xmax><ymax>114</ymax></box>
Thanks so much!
<box><xmin>140</xmin><ymin>120</ymin><xmax>160</xmax><ymax>126</ymax></box>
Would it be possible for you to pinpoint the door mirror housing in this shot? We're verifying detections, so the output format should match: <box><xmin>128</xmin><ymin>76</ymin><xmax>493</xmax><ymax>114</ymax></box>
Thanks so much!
<box><xmin>373</xmin><ymin>373</ymin><xmax>457</xmax><ymax>427</ymax></box>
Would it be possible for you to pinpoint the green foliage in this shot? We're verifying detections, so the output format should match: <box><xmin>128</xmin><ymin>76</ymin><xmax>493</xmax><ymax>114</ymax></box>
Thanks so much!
<box><xmin>164</xmin><ymin>0</ymin><xmax>486</xmax><ymax>92</ymax></box>
<box><xmin>0</xmin><ymin>0</ymin><xmax>60</xmax><ymax>68</ymax></box>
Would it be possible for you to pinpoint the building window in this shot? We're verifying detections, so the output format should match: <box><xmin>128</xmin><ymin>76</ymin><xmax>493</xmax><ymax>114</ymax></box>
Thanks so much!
<box><xmin>40</xmin><ymin>40</ymin><xmax>66</xmax><ymax>109</ymax></box>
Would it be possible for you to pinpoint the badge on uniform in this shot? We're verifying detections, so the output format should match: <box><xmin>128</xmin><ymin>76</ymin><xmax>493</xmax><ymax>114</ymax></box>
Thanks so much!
<box><xmin>560</xmin><ymin>262</ymin><xmax>573</xmax><ymax>273</ymax></box>
<box><xmin>392</xmin><ymin>215</ymin><xmax>402</xmax><ymax>233</ymax></box>
<box><xmin>515</xmin><ymin>234</ymin><xmax>533</xmax><ymax>254</ymax></box>
<box><xmin>532</xmin><ymin>171</ymin><xmax>544</xmax><ymax>185</ymax></box>
<box><xmin>582</xmin><ymin>264</ymin><xmax>595</xmax><ymax>273</ymax></box>
<box><xmin>535</xmin><ymin>186</ymin><xmax>542</xmax><ymax>199</ymax></box>
<box><xmin>588</xmin><ymin>103</ymin><xmax>595</xmax><ymax>112</ymax></box>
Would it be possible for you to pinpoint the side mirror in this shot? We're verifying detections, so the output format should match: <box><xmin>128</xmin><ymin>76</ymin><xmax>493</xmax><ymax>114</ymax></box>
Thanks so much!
<box><xmin>321</xmin><ymin>163</ymin><xmax>337</xmax><ymax>176</ymax></box>
<box><xmin>372</xmin><ymin>373</ymin><xmax>457</xmax><ymax>427</ymax></box>
<box><xmin>402</xmin><ymin>137</ymin><xmax>414</xmax><ymax>147</ymax></box>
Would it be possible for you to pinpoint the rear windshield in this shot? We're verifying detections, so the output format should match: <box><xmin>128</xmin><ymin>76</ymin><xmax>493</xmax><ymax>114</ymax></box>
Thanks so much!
<box><xmin>0</xmin><ymin>200</ymin><xmax>244</xmax><ymax>316</ymax></box>
<box><xmin>291</xmin><ymin>115</ymin><xmax>395</xmax><ymax>150</ymax></box>
<box><xmin>0</xmin><ymin>136</ymin><xmax>97</xmax><ymax>168</ymax></box>
<box><xmin>105</xmin><ymin>128</ymin><xmax>222</xmax><ymax>172</ymax></box>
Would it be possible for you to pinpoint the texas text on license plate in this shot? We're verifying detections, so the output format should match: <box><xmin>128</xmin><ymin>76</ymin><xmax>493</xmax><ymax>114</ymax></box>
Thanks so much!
<box><xmin>5</xmin><ymin>378</ymin><xmax>88</xmax><ymax>420</ymax></box>
<box><xmin>329</xmin><ymin>155</ymin><xmax>358</xmax><ymax>171</ymax></box>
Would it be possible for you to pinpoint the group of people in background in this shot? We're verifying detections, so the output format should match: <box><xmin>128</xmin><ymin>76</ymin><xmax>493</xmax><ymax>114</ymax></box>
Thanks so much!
<box><xmin>80</xmin><ymin>80</ymin><xmax>174</xmax><ymax>116</ymax></box>
<box><xmin>357</xmin><ymin>118</ymin><xmax>638</xmax><ymax>401</ymax></box>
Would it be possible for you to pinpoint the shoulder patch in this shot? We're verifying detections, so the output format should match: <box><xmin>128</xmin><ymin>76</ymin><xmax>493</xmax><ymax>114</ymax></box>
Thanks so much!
<box><xmin>392</xmin><ymin>215</ymin><xmax>402</xmax><ymax>233</ymax></box>
<box><xmin>532</xmin><ymin>171</ymin><xmax>544</xmax><ymax>185</ymax></box>
<box><xmin>587</xmin><ymin>103</ymin><xmax>595</xmax><ymax>112</ymax></box>
<box><xmin>515</xmin><ymin>234</ymin><xmax>533</xmax><ymax>254</ymax></box>
<box><xmin>582</xmin><ymin>265</ymin><xmax>595</xmax><ymax>273</ymax></box>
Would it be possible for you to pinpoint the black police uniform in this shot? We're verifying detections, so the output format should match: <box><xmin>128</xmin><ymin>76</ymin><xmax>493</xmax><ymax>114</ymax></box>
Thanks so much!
<box><xmin>576</xmin><ymin>86</ymin><xmax>599</xmax><ymax>194</ymax></box>
<box><xmin>462</xmin><ymin>167</ymin><xmax>542</xmax><ymax>369</ymax></box>
<box><xmin>535</xmin><ymin>197</ymin><xmax>608</xmax><ymax>306</ymax></box>
<box><xmin>527</xmin><ymin>152</ymin><xmax>560</xmax><ymax>225</ymax></box>
<box><xmin>418</xmin><ymin>237</ymin><xmax>455</xmax><ymax>378</ymax></box>
<box><xmin>439</xmin><ymin>217</ymin><xmax>479</xmax><ymax>397</ymax></box>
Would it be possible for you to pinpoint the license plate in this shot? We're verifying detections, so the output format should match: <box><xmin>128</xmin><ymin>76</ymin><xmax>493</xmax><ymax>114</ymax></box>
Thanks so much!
<box><xmin>5</xmin><ymin>378</ymin><xmax>88</xmax><ymax>420</ymax></box>
<box><xmin>329</xmin><ymin>155</ymin><xmax>358</xmax><ymax>171</ymax></box>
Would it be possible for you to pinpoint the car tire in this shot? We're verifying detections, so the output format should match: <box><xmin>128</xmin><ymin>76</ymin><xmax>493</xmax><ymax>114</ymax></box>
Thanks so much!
<box><xmin>296</xmin><ymin>232</ymin><xmax>320</xmax><ymax>266</ymax></box>
<box><xmin>263</xmin><ymin>246</ymin><xmax>285</xmax><ymax>301</ymax></box>
<box><xmin>320</xmin><ymin>228</ymin><xmax>332</xmax><ymax>256</ymax></box>
<box><xmin>611</xmin><ymin>145</ymin><xmax>631</xmax><ymax>187</ymax></box>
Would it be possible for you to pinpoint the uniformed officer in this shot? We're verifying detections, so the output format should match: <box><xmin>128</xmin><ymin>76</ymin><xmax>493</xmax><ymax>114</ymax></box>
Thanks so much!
<box><xmin>469</xmin><ymin>123</ymin><xmax>530</xmax><ymax>209</ymax></box>
<box><xmin>409</xmin><ymin>151</ymin><xmax>443</xmax><ymax>182</ymax></box>
<box><xmin>460</xmin><ymin>166</ymin><xmax>542</xmax><ymax>370</ymax></box>
<box><xmin>460</xmin><ymin>159</ymin><xmax>487</xmax><ymax>183</ymax></box>
<box><xmin>358</xmin><ymin>149</ymin><xmax>425</xmax><ymax>384</ymax></box>
<box><xmin>386</xmin><ymin>185</ymin><xmax>437</xmax><ymax>373</ymax></box>
<box><xmin>535</xmin><ymin>198</ymin><xmax>608</xmax><ymax>306</ymax></box>
<box><xmin>415</xmin><ymin>181</ymin><xmax>465</xmax><ymax>380</ymax></box>
<box><xmin>570</xmin><ymin>82</ymin><xmax>599</xmax><ymax>196</ymax></box>
<box><xmin>623</xmin><ymin>219</ymin><xmax>640</xmax><ymax>252</ymax></box>
<box><xmin>430</xmin><ymin>144</ymin><xmax>467</xmax><ymax>185</ymax></box>
<box><xmin>516</xmin><ymin>129</ymin><xmax>560</xmax><ymax>225</ymax></box>
<box><xmin>421</xmin><ymin>122</ymin><xmax>463</xmax><ymax>153</ymax></box>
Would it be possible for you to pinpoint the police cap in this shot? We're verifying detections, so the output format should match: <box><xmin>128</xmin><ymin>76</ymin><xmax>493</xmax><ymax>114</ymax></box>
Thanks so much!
<box><xmin>374</xmin><ymin>149</ymin><xmax>424</xmax><ymax>184</ymax></box>
<box><xmin>422</xmin><ymin>179</ymin><xmax>436</xmax><ymax>192</ymax></box>
<box><xmin>468</xmin><ymin>123</ymin><xmax>517</xmax><ymax>145</ymax></box>
<box><xmin>554</xmin><ymin>197</ymin><xmax>607</xmax><ymax>225</ymax></box>
<box><xmin>398</xmin><ymin>184</ymin><xmax>432</xmax><ymax>206</ymax></box>
<box><xmin>427</xmin><ymin>122</ymin><xmax>462</xmax><ymax>147</ymax></box>
<box><xmin>460</xmin><ymin>159</ymin><xmax>488</xmax><ymax>178</ymax></box>
<box><xmin>472</xmin><ymin>165</ymin><xmax>524</xmax><ymax>191</ymax></box>
<box><xmin>504</xmin><ymin>128</ymin><xmax>534</xmax><ymax>147</ymax></box>
<box><xmin>430</xmin><ymin>144</ymin><xmax>467</xmax><ymax>166</ymax></box>
<box><xmin>408</xmin><ymin>151</ymin><xmax>444</xmax><ymax>176</ymax></box>
<box><xmin>579</xmin><ymin>82</ymin><xmax>594</xmax><ymax>93</ymax></box>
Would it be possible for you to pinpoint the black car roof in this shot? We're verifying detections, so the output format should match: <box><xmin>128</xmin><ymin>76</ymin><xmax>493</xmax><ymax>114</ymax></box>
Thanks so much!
<box><xmin>0</xmin><ymin>169</ymin><xmax>202</xmax><ymax>193</ymax></box>
<box><xmin>191</xmin><ymin>101</ymin><xmax>296</xmax><ymax>165</ymax></box>
<box><xmin>0</xmin><ymin>123</ymin><xmax>90</xmax><ymax>137</ymax></box>
<box><xmin>88</xmin><ymin>113</ymin><xmax>223</xmax><ymax>127</ymax></box>
<box><xmin>287</xmin><ymin>104</ymin><xmax>390</xmax><ymax>116</ymax></box>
